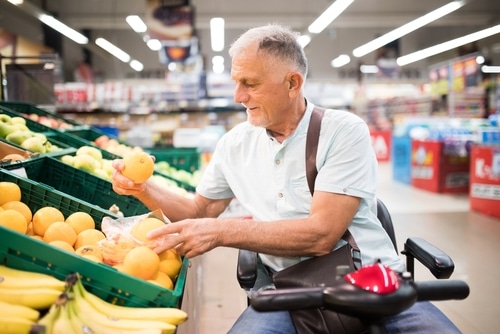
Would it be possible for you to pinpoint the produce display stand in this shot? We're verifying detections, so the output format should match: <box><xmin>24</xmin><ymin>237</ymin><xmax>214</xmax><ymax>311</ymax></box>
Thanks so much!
<box><xmin>0</xmin><ymin>168</ymin><xmax>188</xmax><ymax>308</ymax></box>
<box><xmin>1</xmin><ymin>156</ymin><xmax>150</xmax><ymax>219</ymax></box>
<box><xmin>0</xmin><ymin>101</ymin><xmax>82</xmax><ymax>127</ymax></box>
<box><xmin>410</xmin><ymin>139</ymin><xmax>470</xmax><ymax>193</ymax></box>
<box><xmin>391</xmin><ymin>135</ymin><xmax>412</xmax><ymax>184</ymax></box>
<box><xmin>469</xmin><ymin>144</ymin><xmax>500</xmax><ymax>219</ymax></box>
<box><xmin>370</xmin><ymin>130</ymin><xmax>391</xmax><ymax>162</ymax></box>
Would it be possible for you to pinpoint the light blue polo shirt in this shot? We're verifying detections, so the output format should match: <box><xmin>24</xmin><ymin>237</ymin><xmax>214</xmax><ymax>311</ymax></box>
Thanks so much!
<box><xmin>196</xmin><ymin>100</ymin><xmax>405</xmax><ymax>273</ymax></box>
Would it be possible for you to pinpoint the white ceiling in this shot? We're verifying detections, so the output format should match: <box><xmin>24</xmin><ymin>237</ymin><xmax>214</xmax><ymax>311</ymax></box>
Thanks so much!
<box><xmin>1</xmin><ymin>0</ymin><xmax>500</xmax><ymax>80</ymax></box>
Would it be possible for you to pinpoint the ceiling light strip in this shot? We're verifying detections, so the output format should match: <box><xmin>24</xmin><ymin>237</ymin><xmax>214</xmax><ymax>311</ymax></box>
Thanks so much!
<box><xmin>397</xmin><ymin>24</ymin><xmax>500</xmax><ymax>66</ymax></box>
<box><xmin>95</xmin><ymin>38</ymin><xmax>131</xmax><ymax>63</ymax></box>
<box><xmin>210</xmin><ymin>17</ymin><xmax>225</xmax><ymax>52</ymax></box>
<box><xmin>38</xmin><ymin>14</ymin><xmax>88</xmax><ymax>45</ymax></box>
<box><xmin>126</xmin><ymin>15</ymin><xmax>148</xmax><ymax>33</ymax></box>
<box><xmin>353</xmin><ymin>0</ymin><xmax>466</xmax><ymax>58</ymax></box>
<box><xmin>308</xmin><ymin>0</ymin><xmax>355</xmax><ymax>34</ymax></box>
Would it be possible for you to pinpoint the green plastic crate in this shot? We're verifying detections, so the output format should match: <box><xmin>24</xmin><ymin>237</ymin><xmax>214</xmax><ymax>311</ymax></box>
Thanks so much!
<box><xmin>0</xmin><ymin>101</ymin><xmax>81</xmax><ymax>127</ymax></box>
<box><xmin>0</xmin><ymin>226</ymin><xmax>188</xmax><ymax>308</ymax></box>
<box><xmin>0</xmin><ymin>169</ymin><xmax>188</xmax><ymax>308</ymax></box>
<box><xmin>144</xmin><ymin>147</ymin><xmax>200</xmax><ymax>172</ymax></box>
<box><xmin>60</xmin><ymin>126</ymin><xmax>196</xmax><ymax>192</ymax></box>
<box><xmin>1</xmin><ymin>156</ymin><xmax>149</xmax><ymax>219</ymax></box>
<box><xmin>0</xmin><ymin>167</ymin><xmax>120</xmax><ymax>228</ymax></box>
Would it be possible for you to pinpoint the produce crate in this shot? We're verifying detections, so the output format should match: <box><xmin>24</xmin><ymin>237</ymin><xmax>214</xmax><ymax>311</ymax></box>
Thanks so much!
<box><xmin>0</xmin><ymin>106</ymin><xmax>77</xmax><ymax>158</ymax></box>
<box><xmin>0</xmin><ymin>169</ymin><xmax>188</xmax><ymax>308</ymax></box>
<box><xmin>61</xmin><ymin>126</ymin><xmax>196</xmax><ymax>192</ymax></box>
<box><xmin>0</xmin><ymin>101</ymin><xmax>81</xmax><ymax>127</ymax></box>
<box><xmin>1</xmin><ymin>156</ymin><xmax>150</xmax><ymax>219</ymax></box>
<box><xmin>62</xmin><ymin>127</ymin><xmax>120</xmax><ymax>143</ymax></box>
<box><xmin>144</xmin><ymin>146</ymin><xmax>200</xmax><ymax>172</ymax></box>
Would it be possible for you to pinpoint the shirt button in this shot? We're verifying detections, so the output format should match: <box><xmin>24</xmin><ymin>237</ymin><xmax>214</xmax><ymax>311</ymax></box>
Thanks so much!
<box><xmin>275</xmin><ymin>159</ymin><xmax>280</xmax><ymax>165</ymax></box>
<box><xmin>278</xmin><ymin>192</ymin><xmax>284</xmax><ymax>198</ymax></box>
<box><xmin>343</xmin><ymin>188</ymin><xmax>347</xmax><ymax>193</ymax></box>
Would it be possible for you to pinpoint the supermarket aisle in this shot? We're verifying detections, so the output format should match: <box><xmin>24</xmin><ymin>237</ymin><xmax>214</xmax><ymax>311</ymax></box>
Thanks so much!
<box><xmin>197</xmin><ymin>162</ymin><xmax>500</xmax><ymax>334</ymax></box>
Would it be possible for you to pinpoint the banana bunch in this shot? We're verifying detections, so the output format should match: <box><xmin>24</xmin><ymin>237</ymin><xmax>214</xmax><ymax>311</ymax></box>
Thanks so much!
<box><xmin>0</xmin><ymin>265</ymin><xmax>66</xmax><ymax>309</ymax></box>
<box><xmin>0</xmin><ymin>265</ymin><xmax>66</xmax><ymax>333</ymax></box>
<box><xmin>0</xmin><ymin>301</ymin><xmax>45</xmax><ymax>334</ymax></box>
<box><xmin>38</xmin><ymin>273</ymin><xmax>188</xmax><ymax>333</ymax></box>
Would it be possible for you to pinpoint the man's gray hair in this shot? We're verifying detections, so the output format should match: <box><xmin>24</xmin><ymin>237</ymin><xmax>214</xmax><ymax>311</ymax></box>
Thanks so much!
<box><xmin>229</xmin><ymin>24</ymin><xmax>308</xmax><ymax>78</ymax></box>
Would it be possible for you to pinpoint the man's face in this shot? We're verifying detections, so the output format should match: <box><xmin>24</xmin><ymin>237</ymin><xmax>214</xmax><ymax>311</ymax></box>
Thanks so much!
<box><xmin>231</xmin><ymin>48</ymin><xmax>291</xmax><ymax>129</ymax></box>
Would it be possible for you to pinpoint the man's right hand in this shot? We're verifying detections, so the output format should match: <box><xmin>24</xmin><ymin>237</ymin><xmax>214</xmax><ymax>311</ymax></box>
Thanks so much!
<box><xmin>111</xmin><ymin>159</ymin><xmax>148</xmax><ymax>196</ymax></box>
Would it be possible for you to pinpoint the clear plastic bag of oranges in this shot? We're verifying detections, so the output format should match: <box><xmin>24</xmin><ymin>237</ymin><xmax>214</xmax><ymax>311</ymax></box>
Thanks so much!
<box><xmin>99</xmin><ymin>209</ymin><xmax>170</xmax><ymax>265</ymax></box>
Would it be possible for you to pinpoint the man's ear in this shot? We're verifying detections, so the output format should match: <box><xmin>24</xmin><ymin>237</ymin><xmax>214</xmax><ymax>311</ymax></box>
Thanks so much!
<box><xmin>287</xmin><ymin>72</ymin><xmax>303</xmax><ymax>94</ymax></box>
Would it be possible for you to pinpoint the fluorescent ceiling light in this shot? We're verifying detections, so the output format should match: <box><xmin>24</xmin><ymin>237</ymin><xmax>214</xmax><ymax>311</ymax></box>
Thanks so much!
<box><xmin>7</xmin><ymin>0</ymin><xmax>23</xmax><ymax>5</ymax></box>
<box><xmin>353</xmin><ymin>0</ymin><xmax>465</xmax><ymax>58</ymax></box>
<box><xmin>130</xmin><ymin>60</ymin><xmax>144</xmax><ymax>72</ymax></box>
<box><xmin>126</xmin><ymin>15</ymin><xmax>147</xmax><ymax>33</ymax></box>
<box><xmin>397</xmin><ymin>24</ymin><xmax>500</xmax><ymax>66</ymax></box>
<box><xmin>210</xmin><ymin>17</ymin><xmax>225</xmax><ymax>52</ymax></box>
<box><xmin>308</xmin><ymin>0</ymin><xmax>354</xmax><ymax>34</ymax></box>
<box><xmin>146</xmin><ymin>39</ymin><xmax>162</xmax><ymax>51</ymax></box>
<box><xmin>297</xmin><ymin>35</ymin><xmax>311</xmax><ymax>48</ymax></box>
<box><xmin>331</xmin><ymin>54</ymin><xmax>351</xmax><ymax>68</ymax></box>
<box><xmin>38</xmin><ymin>14</ymin><xmax>88</xmax><ymax>45</ymax></box>
<box><xmin>481</xmin><ymin>65</ymin><xmax>500</xmax><ymax>73</ymax></box>
<box><xmin>95</xmin><ymin>37</ymin><xmax>131</xmax><ymax>63</ymax></box>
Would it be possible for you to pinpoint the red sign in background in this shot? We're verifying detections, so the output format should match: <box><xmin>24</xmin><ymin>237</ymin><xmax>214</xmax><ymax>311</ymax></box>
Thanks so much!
<box><xmin>470</xmin><ymin>145</ymin><xmax>500</xmax><ymax>219</ymax></box>
<box><xmin>371</xmin><ymin>130</ymin><xmax>391</xmax><ymax>162</ymax></box>
<box><xmin>411</xmin><ymin>140</ymin><xmax>470</xmax><ymax>193</ymax></box>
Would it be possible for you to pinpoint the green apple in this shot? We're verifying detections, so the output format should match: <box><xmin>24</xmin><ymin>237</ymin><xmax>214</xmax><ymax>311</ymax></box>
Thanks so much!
<box><xmin>6</xmin><ymin>130</ymin><xmax>34</xmax><ymax>145</ymax></box>
<box><xmin>60</xmin><ymin>155</ymin><xmax>75</xmax><ymax>166</ymax></box>
<box><xmin>21</xmin><ymin>136</ymin><xmax>46</xmax><ymax>153</ymax></box>
<box><xmin>92</xmin><ymin>168</ymin><xmax>110</xmax><ymax>180</ymax></box>
<box><xmin>0</xmin><ymin>122</ymin><xmax>16</xmax><ymax>138</ymax></box>
<box><xmin>73</xmin><ymin>153</ymin><xmax>100</xmax><ymax>173</ymax></box>
<box><xmin>76</xmin><ymin>146</ymin><xmax>103</xmax><ymax>162</ymax></box>
<box><xmin>10</xmin><ymin>117</ymin><xmax>26</xmax><ymax>125</ymax></box>
<box><xmin>0</xmin><ymin>114</ymin><xmax>12</xmax><ymax>124</ymax></box>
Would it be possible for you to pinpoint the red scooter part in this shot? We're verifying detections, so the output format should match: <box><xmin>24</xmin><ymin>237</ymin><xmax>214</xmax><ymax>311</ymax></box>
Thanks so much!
<box><xmin>344</xmin><ymin>262</ymin><xmax>401</xmax><ymax>294</ymax></box>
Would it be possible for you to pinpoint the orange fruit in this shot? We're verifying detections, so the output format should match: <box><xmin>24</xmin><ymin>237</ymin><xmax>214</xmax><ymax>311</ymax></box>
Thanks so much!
<box><xmin>31</xmin><ymin>235</ymin><xmax>43</xmax><ymax>241</ymax></box>
<box><xmin>66</xmin><ymin>212</ymin><xmax>95</xmax><ymax>234</ymax></box>
<box><xmin>148</xmin><ymin>270</ymin><xmax>174</xmax><ymax>290</ymax></box>
<box><xmin>49</xmin><ymin>240</ymin><xmax>75</xmax><ymax>253</ymax></box>
<box><xmin>32</xmin><ymin>206</ymin><xmax>65</xmax><ymax>236</ymax></box>
<box><xmin>122</xmin><ymin>246</ymin><xmax>160</xmax><ymax>280</ymax></box>
<box><xmin>2</xmin><ymin>153</ymin><xmax>26</xmax><ymax>162</ymax></box>
<box><xmin>74</xmin><ymin>229</ymin><xmax>106</xmax><ymax>249</ymax></box>
<box><xmin>2</xmin><ymin>201</ymin><xmax>32</xmax><ymax>224</ymax></box>
<box><xmin>26</xmin><ymin>222</ymin><xmax>35</xmax><ymax>236</ymax></box>
<box><xmin>121</xmin><ymin>151</ymin><xmax>154</xmax><ymax>183</ymax></box>
<box><xmin>75</xmin><ymin>244</ymin><xmax>103</xmax><ymax>261</ymax></box>
<box><xmin>0</xmin><ymin>209</ymin><xmax>28</xmax><ymax>234</ymax></box>
<box><xmin>158</xmin><ymin>248</ymin><xmax>183</xmax><ymax>280</ymax></box>
<box><xmin>0</xmin><ymin>182</ymin><xmax>22</xmax><ymax>206</ymax></box>
<box><xmin>82</xmin><ymin>254</ymin><xmax>102</xmax><ymax>263</ymax></box>
<box><xmin>130</xmin><ymin>217</ymin><xmax>165</xmax><ymax>244</ymax></box>
<box><xmin>43</xmin><ymin>221</ymin><xmax>78</xmax><ymax>246</ymax></box>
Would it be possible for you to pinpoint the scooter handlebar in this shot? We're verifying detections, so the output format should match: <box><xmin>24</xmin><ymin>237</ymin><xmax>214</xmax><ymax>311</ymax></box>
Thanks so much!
<box><xmin>250</xmin><ymin>279</ymin><xmax>469</xmax><ymax>319</ymax></box>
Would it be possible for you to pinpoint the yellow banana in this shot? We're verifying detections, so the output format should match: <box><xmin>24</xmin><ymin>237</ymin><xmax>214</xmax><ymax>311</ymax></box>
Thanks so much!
<box><xmin>69</xmin><ymin>300</ymin><xmax>165</xmax><ymax>334</ymax></box>
<box><xmin>72</xmin><ymin>285</ymin><xmax>176</xmax><ymax>333</ymax></box>
<box><xmin>0</xmin><ymin>286</ymin><xmax>62</xmax><ymax>309</ymax></box>
<box><xmin>0</xmin><ymin>315</ymin><xmax>44</xmax><ymax>334</ymax></box>
<box><xmin>0</xmin><ymin>300</ymin><xmax>40</xmax><ymax>321</ymax></box>
<box><xmin>0</xmin><ymin>265</ymin><xmax>66</xmax><ymax>291</ymax></box>
<box><xmin>75</xmin><ymin>277</ymin><xmax>187</xmax><ymax>325</ymax></box>
<box><xmin>51</xmin><ymin>301</ymin><xmax>74</xmax><ymax>334</ymax></box>
<box><xmin>37</xmin><ymin>300</ymin><xmax>60</xmax><ymax>334</ymax></box>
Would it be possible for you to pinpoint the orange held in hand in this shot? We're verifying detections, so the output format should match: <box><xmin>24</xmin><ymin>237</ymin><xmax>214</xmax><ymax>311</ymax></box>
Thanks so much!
<box><xmin>121</xmin><ymin>151</ymin><xmax>154</xmax><ymax>183</ymax></box>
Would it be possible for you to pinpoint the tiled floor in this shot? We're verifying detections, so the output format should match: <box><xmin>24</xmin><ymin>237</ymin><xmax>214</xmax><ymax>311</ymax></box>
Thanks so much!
<box><xmin>180</xmin><ymin>162</ymin><xmax>500</xmax><ymax>334</ymax></box>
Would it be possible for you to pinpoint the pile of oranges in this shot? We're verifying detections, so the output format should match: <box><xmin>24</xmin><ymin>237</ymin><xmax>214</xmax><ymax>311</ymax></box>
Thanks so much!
<box><xmin>0</xmin><ymin>181</ymin><xmax>182</xmax><ymax>290</ymax></box>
